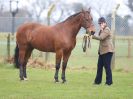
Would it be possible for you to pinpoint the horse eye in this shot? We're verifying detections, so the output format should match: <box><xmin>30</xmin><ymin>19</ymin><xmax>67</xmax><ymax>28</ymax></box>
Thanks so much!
<box><xmin>86</xmin><ymin>19</ymin><xmax>89</xmax><ymax>21</ymax></box>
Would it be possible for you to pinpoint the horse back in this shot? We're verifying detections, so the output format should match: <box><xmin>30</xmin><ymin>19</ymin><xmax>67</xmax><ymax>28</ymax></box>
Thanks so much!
<box><xmin>28</xmin><ymin>25</ymin><xmax>57</xmax><ymax>52</ymax></box>
<box><xmin>16</xmin><ymin>22</ymin><xmax>42</xmax><ymax>44</ymax></box>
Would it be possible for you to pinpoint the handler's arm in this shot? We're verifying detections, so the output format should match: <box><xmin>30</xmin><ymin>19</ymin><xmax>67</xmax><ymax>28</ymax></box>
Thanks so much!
<box><xmin>92</xmin><ymin>29</ymin><xmax>110</xmax><ymax>41</ymax></box>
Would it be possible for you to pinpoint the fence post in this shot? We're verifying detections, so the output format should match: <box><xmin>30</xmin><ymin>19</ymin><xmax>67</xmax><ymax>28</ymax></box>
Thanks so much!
<box><xmin>128</xmin><ymin>39</ymin><xmax>131</xmax><ymax>58</ymax></box>
<box><xmin>111</xmin><ymin>4</ymin><xmax>120</xmax><ymax>70</ymax></box>
<box><xmin>45</xmin><ymin>3</ymin><xmax>56</xmax><ymax>64</ymax></box>
<box><xmin>7</xmin><ymin>33</ymin><xmax>10</xmax><ymax>60</ymax></box>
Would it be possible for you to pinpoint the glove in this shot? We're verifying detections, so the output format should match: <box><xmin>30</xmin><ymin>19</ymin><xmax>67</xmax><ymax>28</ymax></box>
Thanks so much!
<box><xmin>91</xmin><ymin>31</ymin><xmax>95</xmax><ymax>35</ymax></box>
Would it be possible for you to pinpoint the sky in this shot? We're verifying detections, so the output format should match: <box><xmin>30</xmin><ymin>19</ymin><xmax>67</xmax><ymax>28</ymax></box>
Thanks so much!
<box><xmin>65</xmin><ymin>0</ymin><xmax>132</xmax><ymax>17</ymax></box>
<box><xmin>1</xmin><ymin>0</ymin><xmax>132</xmax><ymax>19</ymax></box>
<box><xmin>116</xmin><ymin>0</ymin><xmax>132</xmax><ymax>17</ymax></box>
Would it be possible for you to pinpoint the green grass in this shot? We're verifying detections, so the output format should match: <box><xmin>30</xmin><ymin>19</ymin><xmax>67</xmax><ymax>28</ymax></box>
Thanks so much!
<box><xmin>0</xmin><ymin>64</ymin><xmax>133</xmax><ymax>99</ymax></box>
<box><xmin>0</xmin><ymin>35</ymin><xmax>133</xmax><ymax>98</ymax></box>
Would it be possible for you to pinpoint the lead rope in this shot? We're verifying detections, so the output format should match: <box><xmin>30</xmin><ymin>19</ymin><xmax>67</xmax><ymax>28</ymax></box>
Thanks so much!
<box><xmin>82</xmin><ymin>31</ymin><xmax>91</xmax><ymax>52</ymax></box>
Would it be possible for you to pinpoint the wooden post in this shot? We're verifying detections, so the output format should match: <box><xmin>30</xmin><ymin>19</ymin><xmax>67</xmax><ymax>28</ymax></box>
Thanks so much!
<box><xmin>128</xmin><ymin>39</ymin><xmax>131</xmax><ymax>58</ymax></box>
<box><xmin>45</xmin><ymin>3</ymin><xmax>56</xmax><ymax>64</ymax></box>
<box><xmin>45</xmin><ymin>0</ymin><xmax>60</xmax><ymax>64</ymax></box>
<box><xmin>7</xmin><ymin>33</ymin><xmax>10</xmax><ymax>60</ymax></box>
<box><xmin>111</xmin><ymin>4</ymin><xmax>120</xmax><ymax>70</ymax></box>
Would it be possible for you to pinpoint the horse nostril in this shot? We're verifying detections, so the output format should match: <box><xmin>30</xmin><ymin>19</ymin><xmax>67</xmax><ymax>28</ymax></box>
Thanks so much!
<box><xmin>91</xmin><ymin>31</ymin><xmax>95</xmax><ymax>35</ymax></box>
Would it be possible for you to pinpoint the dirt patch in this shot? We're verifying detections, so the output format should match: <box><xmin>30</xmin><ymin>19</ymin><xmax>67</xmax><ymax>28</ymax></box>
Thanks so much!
<box><xmin>2</xmin><ymin>57</ymin><xmax>133</xmax><ymax>72</ymax></box>
<box><xmin>115</xmin><ymin>67</ymin><xmax>133</xmax><ymax>73</ymax></box>
<box><xmin>27</xmin><ymin>58</ymin><xmax>55</xmax><ymax>69</ymax></box>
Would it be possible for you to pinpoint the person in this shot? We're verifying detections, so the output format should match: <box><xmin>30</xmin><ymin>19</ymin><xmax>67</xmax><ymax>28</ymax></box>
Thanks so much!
<box><xmin>91</xmin><ymin>17</ymin><xmax>114</xmax><ymax>86</ymax></box>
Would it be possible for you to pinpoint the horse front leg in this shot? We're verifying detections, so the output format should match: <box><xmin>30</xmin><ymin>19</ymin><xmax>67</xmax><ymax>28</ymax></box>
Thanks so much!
<box><xmin>62</xmin><ymin>51</ymin><xmax>71</xmax><ymax>83</ymax></box>
<box><xmin>23</xmin><ymin>63</ymin><xmax>27</xmax><ymax>79</ymax></box>
<box><xmin>54</xmin><ymin>50</ymin><xmax>62</xmax><ymax>82</ymax></box>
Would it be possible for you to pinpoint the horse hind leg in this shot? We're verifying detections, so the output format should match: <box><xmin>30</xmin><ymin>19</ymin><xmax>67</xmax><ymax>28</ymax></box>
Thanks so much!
<box><xmin>19</xmin><ymin>48</ymin><xmax>26</xmax><ymax>80</ymax></box>
<box><xmin>23</xmin><ymin>48</ymin><xmax>33</xmax><ymax>80</ymax></box>
<box><xmin>61</xmin><ymin>51</ymin><xmax>71</xmax><ymax>83</ymax></box>
<box><xmin>54</xmin><ymin>50</ymin><xmax>62</xmax><ymax>82</ymax></box>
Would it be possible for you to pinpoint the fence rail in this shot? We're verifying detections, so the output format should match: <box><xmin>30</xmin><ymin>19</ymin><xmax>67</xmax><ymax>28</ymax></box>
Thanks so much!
<box><xmin>115</xmin><ymin>36</ymin><xmax>133</xmax><ymax>58</ymax></box>
<box><xmin>0</xmin><ymin>33</ymin><xmax>132</xmax><ymax>61</ymax></box>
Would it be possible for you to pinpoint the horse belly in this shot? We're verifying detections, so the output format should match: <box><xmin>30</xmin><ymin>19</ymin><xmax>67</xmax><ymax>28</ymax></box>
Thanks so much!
<box><xmin>31</xmin><ymin>37</ymin><xmax>55</xmax><ymax>52</ymax></box>
<box><xmin>35</xmin><ymin>43</ymin><xmax>55</xmax><ymax>52</ymax></box>
<box><xmin>37</xmin><ymin>44</ymin><xmax>55</xmax><ymax>52</ymax></box>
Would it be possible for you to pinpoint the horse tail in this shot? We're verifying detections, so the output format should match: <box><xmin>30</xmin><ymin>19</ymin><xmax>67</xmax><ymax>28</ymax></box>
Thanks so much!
<box><xmin>14</xmin><ymin>44</ymin><xmax>19</xmax><ymax>68</ymax></box>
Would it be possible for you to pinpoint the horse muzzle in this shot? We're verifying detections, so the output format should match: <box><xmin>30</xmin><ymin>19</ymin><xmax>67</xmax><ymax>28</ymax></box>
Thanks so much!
<box><xmin>91</xmin><ymin>31</ymin><xmax>95</xmax><ymax>35</ymax></box>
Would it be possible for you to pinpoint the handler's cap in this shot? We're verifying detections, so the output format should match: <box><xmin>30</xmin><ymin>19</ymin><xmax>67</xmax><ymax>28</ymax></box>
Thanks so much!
<box><xmin>98</xmin><ymin>17</ymin><xmax>106</xmax><ymax>24</ymax></box>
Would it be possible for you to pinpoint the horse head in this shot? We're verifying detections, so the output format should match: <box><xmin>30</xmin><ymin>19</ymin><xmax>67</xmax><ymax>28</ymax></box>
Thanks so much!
<box><xmin>81</xmin><ymin>8</ymin><xmax>95</xmax><ymax>36</ymax></box>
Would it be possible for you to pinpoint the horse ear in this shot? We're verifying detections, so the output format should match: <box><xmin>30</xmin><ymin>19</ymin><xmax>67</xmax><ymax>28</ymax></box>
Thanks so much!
<box><xmin>88</xmin><ymin>7</ymin><xmax>91</xmax><ymax>13</ymax></box>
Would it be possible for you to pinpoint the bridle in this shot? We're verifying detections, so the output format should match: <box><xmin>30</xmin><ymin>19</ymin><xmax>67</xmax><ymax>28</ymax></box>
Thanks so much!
<box><xmin>82</xmin><ymin>12</ymin><xmax>92</xmax><ymax>52</ymax></box>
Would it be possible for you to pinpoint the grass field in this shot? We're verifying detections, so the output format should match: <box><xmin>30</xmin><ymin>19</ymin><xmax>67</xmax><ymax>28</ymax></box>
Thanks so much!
<box><xmin>0</xmin><ymin>35</ymin><xmax>133</xmax><ymax>99</ymax></box>
<box><xmin>0</xmin><ymin>63</ymin><xmax>133</xmax><ymax>99</ymax></box>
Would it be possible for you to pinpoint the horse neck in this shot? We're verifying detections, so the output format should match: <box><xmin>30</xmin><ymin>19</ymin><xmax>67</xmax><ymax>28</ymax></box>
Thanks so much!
<box><xmin>62</xmin><ymin>14</ymin><xmax>82</xmax><ymax>38</ymax></box>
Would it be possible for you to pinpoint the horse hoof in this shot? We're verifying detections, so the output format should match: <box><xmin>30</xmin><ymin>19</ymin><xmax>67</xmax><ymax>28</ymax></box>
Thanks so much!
<box><xmin>62</xmin><ymin>80</ymin><xmax>67</xmax><ymax>83</ymax></box>
<box><xmin>20</xmin><ymin>78</ymin><xmax>24</xmax><ymax>81</ymax></box>
<box><xmin>55</xmin><ymin>79</ymin><xmax>59</xmax><ymax>83</ymax></box>
<box><xmin>24</xmin><ymin>78</ymin><xmax>28</xmax><ymax>81</ymax></box>
<box><xmin>55</xmin><ymin>81</ymin><xmax>60</xmax><ymax>84</ymax></box>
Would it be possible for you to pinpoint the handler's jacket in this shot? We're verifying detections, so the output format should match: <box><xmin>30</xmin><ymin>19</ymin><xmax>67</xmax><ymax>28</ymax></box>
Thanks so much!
<box><xmin>92</xmin><ymin>26</ymin><xmax>114</xmax><ymax>55</ymax></box>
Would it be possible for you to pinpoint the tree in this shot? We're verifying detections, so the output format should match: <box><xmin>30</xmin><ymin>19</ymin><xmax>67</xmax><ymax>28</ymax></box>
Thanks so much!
<box><xmin>84</xmin><ymin>0</ymin><xmax>115</xmax><ymax>18</ymax></box>
<box><xmin>0</xmin><ymin>0</ymin><xmax>4</xmax><ymax>16</ymax></box>
<box><xmin>71</xmin><ymin>3</ymin><xmax>83</xmax><ymax>13</ymax></box>
<box><xmin>127</xmin><ymin>0</ymin><xmax>133</xmax><ymax>12</ymax></box>
<box><xmin>26</xmin><ymin>0</ymin><xmax>53</xmax><ymax>22</ymax></box>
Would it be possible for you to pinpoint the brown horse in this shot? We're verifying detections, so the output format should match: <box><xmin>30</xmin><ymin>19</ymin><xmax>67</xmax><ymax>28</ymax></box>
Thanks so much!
<box><xmin>15</xmin><ymin>9</ymin><xmax>95</xmax><ymax>83</ymax></box>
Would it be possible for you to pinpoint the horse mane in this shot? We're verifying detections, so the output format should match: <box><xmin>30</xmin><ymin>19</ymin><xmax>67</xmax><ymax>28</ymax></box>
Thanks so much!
<box><xmin>62</xmin><ymin>12</ymin><xmax>81</xmax><ymax>23</ymax></box>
